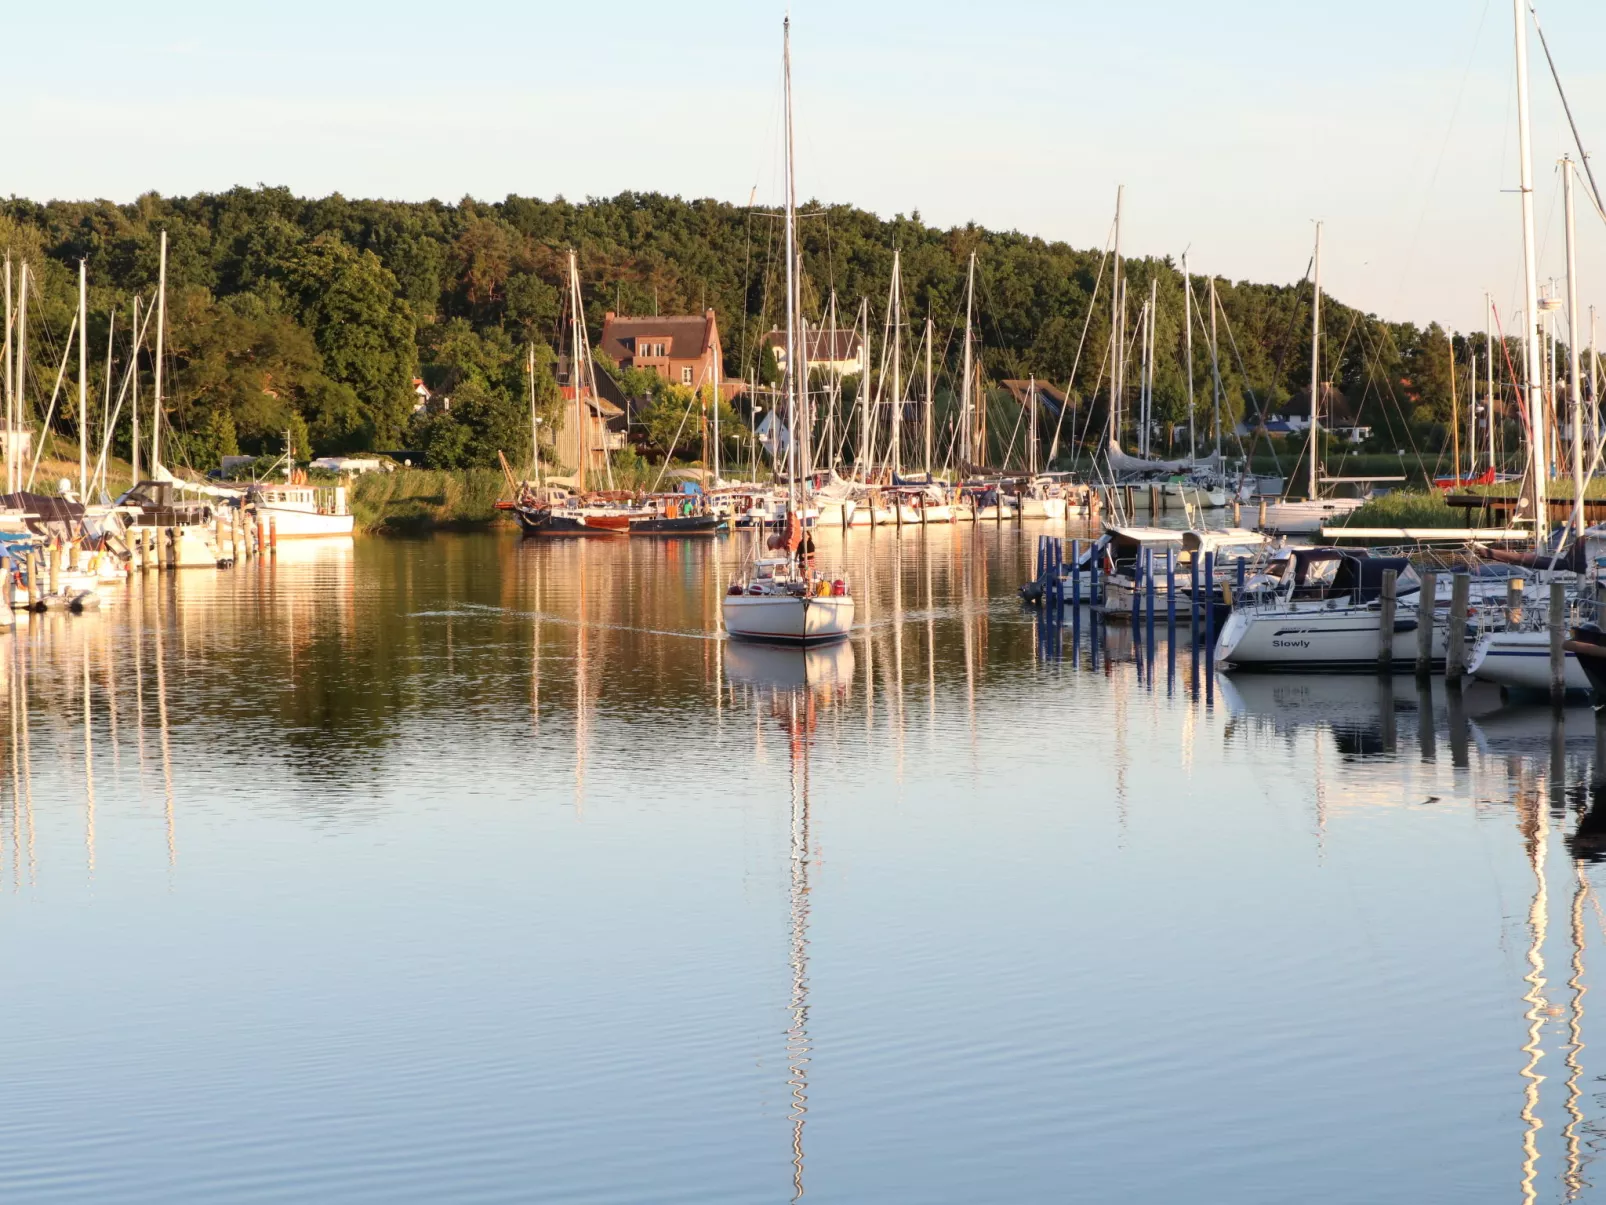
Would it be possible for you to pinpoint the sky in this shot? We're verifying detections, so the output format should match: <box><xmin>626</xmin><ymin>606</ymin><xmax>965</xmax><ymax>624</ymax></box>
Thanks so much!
<box><xmin>7</xmin><ymin>0</ymin><xmax>1606</xmax><ymax>336</ymax></box>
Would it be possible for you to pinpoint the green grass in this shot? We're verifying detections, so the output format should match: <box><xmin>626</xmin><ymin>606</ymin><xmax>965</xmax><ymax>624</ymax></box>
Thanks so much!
<box><xmin>349</xmin><ymin>469</ymin><xmax>511</xmax><ymax>533</ymax></box>
<box><xmin>1340</xmin><ymin>490</ymin><xmax>1465</xmax><ymax>528</ymax></box>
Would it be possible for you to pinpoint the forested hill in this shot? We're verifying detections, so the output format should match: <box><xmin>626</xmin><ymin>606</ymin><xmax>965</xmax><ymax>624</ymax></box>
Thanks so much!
<box><xmin>0</xmin><ymin>187</ymin><xmax>1469</xmax><ymax>470</ymax></box>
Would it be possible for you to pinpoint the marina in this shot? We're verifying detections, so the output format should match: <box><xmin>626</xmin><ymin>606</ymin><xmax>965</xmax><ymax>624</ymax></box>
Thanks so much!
<box><xmin>11</xmin><ymin>0</ymin><xmax>1606</xmax><ymax>1197</ymax></box>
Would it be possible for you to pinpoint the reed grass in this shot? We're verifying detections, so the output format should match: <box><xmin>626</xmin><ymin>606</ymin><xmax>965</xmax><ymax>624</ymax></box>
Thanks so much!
<box><xmin>1341</xmin><ymin>490</ymin><xmax>1464</xmax><ymax>528</ymax></box>
<box><xmin>349</xmin><ymin>469</ymin><xmax>511</xmax><ymax>533</ymax></box>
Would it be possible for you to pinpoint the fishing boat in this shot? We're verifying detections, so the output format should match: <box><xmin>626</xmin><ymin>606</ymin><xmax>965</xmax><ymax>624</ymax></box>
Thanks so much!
<box><xmin>722</xmin><ymin>19</ymin><xmax>854</xmax><ymax>648</ymax></box>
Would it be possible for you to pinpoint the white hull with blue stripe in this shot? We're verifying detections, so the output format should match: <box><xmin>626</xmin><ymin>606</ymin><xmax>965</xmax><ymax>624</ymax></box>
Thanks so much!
<box><xmin>1468</xmin><ymin>630</ymin><xmax>1589</xmax><ymax>693</ymax></box>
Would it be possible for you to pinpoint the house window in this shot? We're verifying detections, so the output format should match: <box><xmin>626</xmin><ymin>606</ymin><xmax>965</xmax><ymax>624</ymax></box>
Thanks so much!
<box><xmin>681</xmin><ymin>367</ymin><xmax>693</xmax><ymax>385</ymax></box>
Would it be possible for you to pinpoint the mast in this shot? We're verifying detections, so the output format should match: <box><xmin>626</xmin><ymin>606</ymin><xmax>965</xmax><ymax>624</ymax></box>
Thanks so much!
<box><xmin>782</xmin><ymin>15</ymin><xmax>799</xmax><ymax>505</ymax></box>
<box><xmin>1449</xmin><ymin>330</ymin><xmax>1460</xmax><ymax>486</ymax></box>
<box><xmin>1184</xmin><ymin>257</ymin><xmax>1195</xmax><ymax>461</ymax></box>
<box><xmin>77</xmin><ymin>259</ymin><xmax>87</xmax><ymax>499</ymax></box>
<box><xmin>131</xmin><ymin>296</ymin><xmax>140</xmax><ymax>486</ymax></box>
<box><xmin>961</xmin><ymin>253</ymin><xmax>975</xmax><ymax>470</ymax></box>
<box><xmin>1308</xmin><ymin>222</ymin><xmax>1322</xmax><ymax>502</ymax></box>
<box><xmin>889</xmin><ymin>249</ymin><xmax>902</xmax><ymax>476</ymax></box>
<box><xmin>857</xmin><ymin>298</ymin><xmax>871</xmax><ymax>475</ymax></box>
<box><xmin>712</xmin><ymin>330</ymin><xmax>722</xmax><ymax>485</ymax></box>
<box><xmin>3</xmin><ymin>258</ymin><xmax>11</xmax><ymax>494</ymax></box>
<box><xmin>527</xmin><ymin>342</ymin><xmax>540</xmax><ymax>485</ymax></box>
<box><xmin>567</xmin><ymin>249</ymin><xmax>586</xmax><ymax>494</ymax></box>
<box><xmin>1028</xmin><ymin>376</ymin><xmax>1038</xmax><ymax>475</ymax></box>
<box><xmin>1487</xmin><ymin>291</ymin><xmax>1496</xmax><ymax>474</ymax></box>
<box><xmin>13</xmin><ymin>263</ymin><xmax>25</xmax><ymax>495</ymax></box>
<box><xmin>1592</xmin><ymin>306</ymin><xmax>1600</xmax><ymax>471</ymax></box>
<box><xmin>923</xmin><ymin>314</ymin><xmax>933</xmax><ymax>477</ymax></box>
<box><xmin>152</xmin><ymin>231</ymin><xmax>167</xmax><ymax>472</ymax></box>
<box><xmin>1111</xmin><ymin>186</ymin><xmax>1123</xmax><ymax>453</ymax></box>
<box><xmin>1514</xmin><ymin>0</ymin><xmax>1547</xmax><ymax>543</ymax></box>
<box><xmin>1210</xmin><ymin>277</ymin><xmax>1221</xmax><ymax>458</ymax></box>
<box><xmin>1146</xmin><ymin>278</ymin><xmax>1158</xmax><ymax>457</ymax></box>
<box><xmin>1564</xmin><ymin>156</ymin><xmax>1584</xmax><ymax>535</ymax></box>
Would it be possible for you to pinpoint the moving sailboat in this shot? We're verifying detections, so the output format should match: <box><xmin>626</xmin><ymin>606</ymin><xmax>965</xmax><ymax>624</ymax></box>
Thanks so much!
<box><xmin>722</xmin><ymin>18</ymin><xmax>853</xmax><ymax>646</ymax></box>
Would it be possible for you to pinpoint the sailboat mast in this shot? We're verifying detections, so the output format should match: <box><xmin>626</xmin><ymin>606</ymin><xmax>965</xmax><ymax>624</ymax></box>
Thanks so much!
<box><xmin>858</xmin><ymin>298</ymin><xmax>871</xmax><ymax>475</ymax></box>
<box><xmin>568</xmin><ymin>249</ymin><xmax>586</xmax><ymax>494</ymax></box>
<box><xmin>1308</xmin><ymin>223</ymin><xmax>1321</xmax><ymax>502</ymax></box>
<box><xmin>130</xmin><ymin>295</ymin><xmax>139</xmax><ymax>486</ymax></box>
<box><xmin>890</xmin><ymin>249</ymin><xmax>902</xmax><ymax>476</ymax></box>
<box><xmin>1514</xmin><ymin>0</ymin><xmax>1547</xmax><ymax>543</ymax></box>
<box><xmin>1487</xmin><ymin>291</ymin><xmax>1496</xmax><ymax>473</ymax></box>
<box><xmin>527</xmin><ymin>342</ymin><xmax>539</xmax><ymax>483</ymax></box>
<box><xmin>782</xmin><ymin>15</ymin><xmax>799</xmax><ymax>504</ymax></box>
<box><xmin>1184</xmin><ymin>257</ymin><xmax>1195</xmax><ymax>461</ymax></box>
<box><xmin>1147</xmin><ymin>278</ymin><xmax>1157</xmax><ymax>456</ymax></box>
<box><xmin>3</xmin><ymin>259</ymin><xmax>11</xmax><ymax>495</ymax></box>
<box><xmin>153</xmin><ymin>231</ymin><xmax>166</xmax><ymax>473</ymax></box>
<box><xmin>923</xmin><ymin>315</ymin><xmax>933</xmax><ymax>477</ymax></box>
<box><xmin>961</xmin><ymin>253</ymin><xmax>975</xmax><ymax>469</ymax></box>
<box><xmin>1210</xmin><ymin>278</ymin><xmax>1221</xmax><ymax>459</ymax></box>
<box><xmin>1564</xmin><ymin>155</ymin><xmax>1584</xmax><ymax>535</ymax></box>
<box><xmin>13</xmin><ymin>264</ymin><xmax>25</xmax><ymax>495</ymax></box>
<box><xmin>712</xmin><ymin>331</ymin><xmax>722</xmax><ymax>485</ymax></box>
<box><xmin>1111</xmin><ymin>186</ymin><xmax>1123</xmax><ymax>452</ymax></box>
<box><xmin>78</xmin><ymin>258</ymin><xmax>87</xmax><ymax>499</ymax></box>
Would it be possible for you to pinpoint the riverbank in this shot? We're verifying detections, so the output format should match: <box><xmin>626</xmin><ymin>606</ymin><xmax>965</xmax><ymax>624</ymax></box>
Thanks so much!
<box><xmin>348</xmin><ymin>469</ymin><xmax>512</xmax><ymax>533</ymax></box>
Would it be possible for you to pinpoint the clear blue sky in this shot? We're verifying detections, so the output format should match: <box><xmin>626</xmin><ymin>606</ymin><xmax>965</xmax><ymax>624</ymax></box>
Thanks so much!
<box><xmin>8</xmin><ymin>0</ymin><xmax>1606</xmax><ymax>336</ymax></box>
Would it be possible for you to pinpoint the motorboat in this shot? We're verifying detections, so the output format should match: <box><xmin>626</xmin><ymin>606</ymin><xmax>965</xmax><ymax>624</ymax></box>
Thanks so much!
<box><xmin>247</xmin><ymin>483</ymin><xmax>354</xmax><ymax>538</ymax></box>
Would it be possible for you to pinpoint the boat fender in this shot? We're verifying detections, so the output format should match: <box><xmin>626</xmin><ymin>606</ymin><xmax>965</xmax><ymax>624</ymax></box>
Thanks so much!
<box><xmin>1393</xmin><ymin>618</ymin><xmax>1418</xmax><ymax>633</ymax></box>
<box><xmin>832</xmin><ymin>579</ymin><xmax>846</xmax><ymax>597</ymax></box>
<box><xmin>728</xmin><ymin>583</ymin><xmax>743</xmax><ymax>596</ymax></box>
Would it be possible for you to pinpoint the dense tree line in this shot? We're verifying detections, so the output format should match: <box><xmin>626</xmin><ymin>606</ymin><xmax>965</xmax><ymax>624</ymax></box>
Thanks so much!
<box><xmin>0</xmin><ymin>187</ymin><xmax>1489</xmax><ymax>474</ymax></box>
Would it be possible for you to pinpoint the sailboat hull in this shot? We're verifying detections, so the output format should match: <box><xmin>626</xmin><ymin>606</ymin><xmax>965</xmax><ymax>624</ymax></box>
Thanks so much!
<box><xmin>722</xmin><ymin>594</ymin><xmax>854</xmax><ymax>643</ymax></box>
<box><xmin>1216</xmin><ymin>602</ymin><xmax>1459</xmax><ymax>672</ymax></box>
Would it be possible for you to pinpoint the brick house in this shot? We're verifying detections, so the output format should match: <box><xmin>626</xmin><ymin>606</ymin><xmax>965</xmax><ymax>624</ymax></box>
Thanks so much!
<box><xmin>599</xmin><ymin>310</ymin><xmax>742</xmax><ymax>398</ymax></box>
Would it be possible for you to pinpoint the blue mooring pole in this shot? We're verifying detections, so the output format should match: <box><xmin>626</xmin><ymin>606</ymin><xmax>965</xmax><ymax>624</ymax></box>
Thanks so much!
<box><xmin>1166</xmin><ymin>550</ymin><xmax>1176</xmax><ymax>635</ymax></box>
<box><xmin>1130</xmin><ymin>552</ymin><xmax>1142</xmax><ymax>626</ymax></box>
<box><xmin>1204</xmin><ymin>550</ymin><xmax>1217</xmax><ymax>705</ymax></box>
<box><xmin>1236</xmin><ymin>556</ymin><xmax>1246</xmax><ymax>594</ymax></box>
<box><xmin>1145</xmin><ymin>548</ymin><xmax>1157</xmax><ymax>661</ymax></box>
<box><xmin>1090</xmin><ymin>546</ymin><xmax>1101</xmax><ymax>607</ymax></box>
<box><xmin>1070</xmin><ymin>540</ymin><xmax>1081</xmax><ymax>653</ymax></box>
<box><xmin>1189</xmin><ymin>552</ymin><xmax>1200</xmax><ymax>646</ymax></box>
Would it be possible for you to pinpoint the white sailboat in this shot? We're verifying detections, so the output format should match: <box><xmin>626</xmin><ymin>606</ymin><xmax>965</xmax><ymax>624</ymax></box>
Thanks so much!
<box><xmin>1258</xmin><ymin>224</ymin><xmax>1365</xmax><ymax>534</ymax></box>
<box><xmin>722</xmin><ymin>18</ymin><xmax>853</xmax><ymax>647</ymax></box>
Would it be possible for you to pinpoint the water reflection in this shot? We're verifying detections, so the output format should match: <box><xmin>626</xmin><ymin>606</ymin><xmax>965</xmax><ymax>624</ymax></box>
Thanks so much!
<box><xmin>725</xmin><ymin>641</ymin><xmax>853</xmax><ymax>1202</ymax></box>
<box><xmin>14</xmin><ymin>530</ymin><xmax>1606</xmax><ymax>1201</ymax></box>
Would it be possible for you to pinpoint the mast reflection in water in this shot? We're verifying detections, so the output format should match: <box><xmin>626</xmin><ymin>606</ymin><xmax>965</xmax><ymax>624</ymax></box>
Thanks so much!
<box><xmin>5</xmin><ymin>531</ymin><xmax>1606</xmax><ymax>1202</ymax></box>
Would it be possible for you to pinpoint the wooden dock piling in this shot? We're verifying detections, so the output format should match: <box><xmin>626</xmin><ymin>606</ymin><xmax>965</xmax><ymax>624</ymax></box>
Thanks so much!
<box><xmin>1377</xmin><ymin>568</ymin><xmax>1398</xmax><ymax>672</ymax></box>
<box><xmin>1550</xmin><ymin>579</ymin><xmax>1567</xmax><ymax>705</ymax></box>
<box><xmin>1416</xmin><ymin>571</ymin><xmax>1437</xmax><ymax>677</ymax></box>
<box><xmin>1447</xmin><ymin>572</ymin><xmax>1470</xmax><ymax>683</ymax></box>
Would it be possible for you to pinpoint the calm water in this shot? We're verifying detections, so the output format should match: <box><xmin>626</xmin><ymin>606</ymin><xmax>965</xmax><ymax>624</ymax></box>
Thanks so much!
<box><xmin>2</xmin><ymin>526</ymin><xmax>1605</xmax><ymax>1203</ymax></box>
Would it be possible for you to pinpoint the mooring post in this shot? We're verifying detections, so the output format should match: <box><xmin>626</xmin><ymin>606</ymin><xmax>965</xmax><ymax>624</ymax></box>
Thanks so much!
<box><xmin>1550</xmin><ymin>579</ymin><xmax>1567</xmax><ymax>705</ymax></box>
<box><xmin>1507</xmin><ymin>577</ymin><xmax>1524</xmax><ymax>626</ymax></box>
<box><xmin>1130</xmin><ymin>551</ymin><xmax>1142</xmax><ymax>626</ymax></box>
<box><xmin>1416</xmin><ymin>570</ymin><xmax>1438</xmax><ymax>677</ymax></box>
<box><xmin>1377</xmin><ymin>568</ymin><xmax>1398</xmax><ymax>673</ymax></box>
<box><xmin>48</xmin><ymin>541</ymin><xmax>60</xmax><ymax>595</ymax></box>
<box><xmin>1146</xmin><ymin>548</ymin><xmax>1157</xmax><ymax>656</ymax></box>
<box><xmin>1257</xmin><ymin>498</ymin><xmax>1268</xmax><ymax>531</ymax></box>
<box><xmin>1189</xmin><ymin>552</ymin><xmax>1200</xmax><ymax>645</ymax></box>
<box><xmin>1447</xmin><ymin>571</ymin><xmax>1470</xmax><ymax>684</ymax></box>
<box><xmin>1035</xmin><ymin>536</ymin><xmax>1045</xmax><ymax>594</ymax></box>
<box><xmin>1232</xmin><ymin>500</ymin><xmax>1242</xmax><ymax>526</ymax></box>
<box><xmin>1070</xmin><ymin>539</ymin><xmax>1081</xmax><ymax>609</ymax></box>
<box><xmin>1166</xmin><ymin>550</ymin><xmax>1176</xmax><ymax>639</ymax></box>
<box><xmin>1204</xmin><ymin>552</ymin><xmax>1217</xmax><ymax>652</ymax></box>
<box><xmin>25</xmin><ymin>550</ymin><xmax>40</xmax><ymax>608</ymax></box>
<box><xmin>1236</xmin><ymin>556</ymin><xmax>1245</xmax><ymax>593</ymax></box>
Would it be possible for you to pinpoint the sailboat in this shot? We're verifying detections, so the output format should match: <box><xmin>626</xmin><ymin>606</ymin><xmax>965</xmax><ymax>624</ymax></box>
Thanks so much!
<box><xmin>1256</xmin><ymin>225</ymin><xmax>1367</xmax><ymax>534</ymax></box>
<box><xmin>722</xmin><ymin>18</ymin><xmax>854</xmax><ymax>646</ymax></box>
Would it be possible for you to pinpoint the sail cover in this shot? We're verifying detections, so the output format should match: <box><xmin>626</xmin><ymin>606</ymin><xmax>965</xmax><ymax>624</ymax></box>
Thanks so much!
<box><xmin>1105</xmin><ymin>439</ymin><xmax>1221</xmax><ymax>478</ymax></box>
